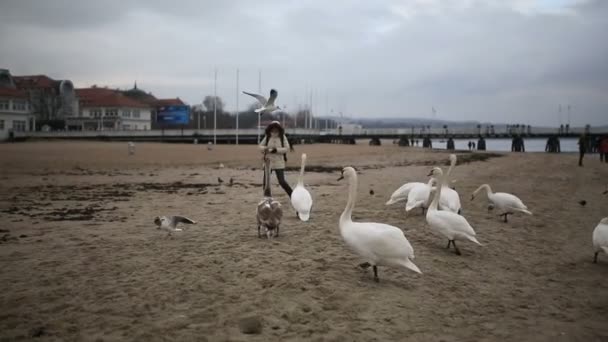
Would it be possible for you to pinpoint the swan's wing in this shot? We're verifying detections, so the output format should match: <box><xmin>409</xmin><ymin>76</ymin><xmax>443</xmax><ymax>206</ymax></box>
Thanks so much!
<box><xmin>386</xmin><ymin>182</ymin><xmax>420</xmax><ymax>205</ymax></box>
<box><xmin>257</xmin><ymin>204</ymin><xmax>272</xmax><ymax>222</ymax></box>
<box><xmin>291</xmin><ymin>187</ymin><xmax>313</xmax><ymax>212</ymax></box>
<box><xmin>428</xmin><ymin>211</ymin><xmax>476</xmax><ymax>236</ymax></box>
<box><xmin>593</xmin><ymin>223</ymin><xmax>608</xmax><ymax>249</ymax></box>
<box><xmin>351</xmin><ymin>222</ymin><xmax>415</xmax><ymax>258</ymax></box>
<box><xmin>172</xmin><ymin>216</ymin><xmax>196</xmax><ymax>227</ymax></box>
<box><xmin>406</xmin><ymin>184</ymin><xmax>431</xmax><ymax>210</ymax></box>
<box><xmin>243</xmin><ymin>91</ymin><xmax>267</xmax><ymax>105</ymax></box>
<box><xmin>440</xmin><ymin>187</ymin><xmax>461</xmax><ymax>212</ymax></box>
<box><xmin>494</xmin><ymin>192</ymin><xmax>527</xmax><ymax>210</ymax></box>
<box><xmin>266</xmin><ymin>89</ymin><xmax>278</xmax><ymax>106</ymax></box>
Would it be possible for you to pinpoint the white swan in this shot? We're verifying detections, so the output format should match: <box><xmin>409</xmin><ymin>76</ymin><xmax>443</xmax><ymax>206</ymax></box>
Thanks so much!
<box><xmin>426</xmin><ymin>167</ymin><xmax>481</xmax><ymax>255</ymax></box>
<box><xmin>291</xmin><ymin>153</ymin><xmax>313</xmax><ymax>221</ymax></box>
<box><xmin>471</xmin><ymin>184</ymin><xmax>532</xmax><ymax>223</ymax></box>
<box><xmin>338</xmin><ymin>167</ymin><xmax>421</xmax><ymax>282</ymax></box>
<box><xmin>386</xmin><ymin>182</ymin><xmax>423</xmax><ymax>205</ymax></box>
<box><xmin>592</xmin><ymin>217</ymin><xmax>608</xmax><ymax>263</ymax></box>
<box><xmin>405</xmin><ymin>178</ymin><xmax>434</xmax><ymax>215</ymax></box>
<box><xmin>439</xmin><ymin>154</ymin><xmax>462</xmax><ymax>214</ymax></box>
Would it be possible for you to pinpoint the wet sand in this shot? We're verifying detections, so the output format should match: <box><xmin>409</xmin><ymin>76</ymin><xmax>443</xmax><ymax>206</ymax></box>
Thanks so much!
<box><xmin>1</xmin><ymin>141</ymin><xmax>607</xmax><ymax>341</ymax></box>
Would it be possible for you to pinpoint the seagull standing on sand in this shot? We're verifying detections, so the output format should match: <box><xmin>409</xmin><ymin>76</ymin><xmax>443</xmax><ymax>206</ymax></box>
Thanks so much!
<box><xmin>243</xmin><ymin>89</ymin><xmax>280</xmax><ymax>115</ymax></box>
<box><xmin>154</xmin><ymin>216</ymin><xmax>196</xmax><ymax>237</ymax></box>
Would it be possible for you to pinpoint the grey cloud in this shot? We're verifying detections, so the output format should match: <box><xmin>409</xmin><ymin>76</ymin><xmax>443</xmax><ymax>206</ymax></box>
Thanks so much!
<box><xmin>0</xmin><ymin>0</ymin><xmax>606</xmax><ymax>126</ymax></box>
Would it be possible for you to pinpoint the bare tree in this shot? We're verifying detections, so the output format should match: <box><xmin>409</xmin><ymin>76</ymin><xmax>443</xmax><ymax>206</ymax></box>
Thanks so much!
<box><xmin>203</xmin><ymin>95</ymin><xmax>225</xmax><ymax>113</ymax></box>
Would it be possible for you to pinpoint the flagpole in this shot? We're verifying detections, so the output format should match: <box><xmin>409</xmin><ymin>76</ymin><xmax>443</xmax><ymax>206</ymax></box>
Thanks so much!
<box><xmin>235</xmin><ymin>68</ymin><xmax>239</xmax><ymax>145</ymax></box>
<box><xmin>257</xmin><ymin>69</ymin><xmax>262</xmax><ymax>143</ymax></box>
<box><xmin>213</xmin><ymin>67</ymin><xmax>217</xmax><ymax>145</ymax></box>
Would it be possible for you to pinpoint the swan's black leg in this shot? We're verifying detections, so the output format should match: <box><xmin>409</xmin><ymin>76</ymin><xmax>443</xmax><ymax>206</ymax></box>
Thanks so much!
<box><xmin>594</xmin><ymin>252</ymin><xmax>598</xmax><ymax>264</ymax></box>
<box><xmin>452</xmin><ymin>241</ymin><xmax>462</xmax><ymax>255</ymax></box>
<box><xmin>257</xmin><ymin>225</ymin><xmax>261</xmax><ymax>238</ymax></box>
<box><xmin>446</xmin><ymin>240</ymin><xmax>453</xmax><ymax>249</ymax></box>
<box><xmin>275</xmin><ymin>225</ymin><xmax>280</xmax><ymax>237</ymax></box>
<box><xmin>373</xmin><ymin>265</ymin><xmax>379</xmax><ymax>282</ymax></box>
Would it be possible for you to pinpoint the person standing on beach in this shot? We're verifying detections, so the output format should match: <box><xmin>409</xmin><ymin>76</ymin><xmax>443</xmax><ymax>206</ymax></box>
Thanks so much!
<box><xmin>578</xmin><ymin>133</ymin><xmax>588</xmax><ymax>167</ymax></box>
<box><xmin>259</xmin><ymin>121</ymin><xmax>293</xmax><ymax>198</ymax></box>
<box><xmin>599</xmin><ymin>136</ymin><xmax>608</xmax><ymax>163</ymax></box>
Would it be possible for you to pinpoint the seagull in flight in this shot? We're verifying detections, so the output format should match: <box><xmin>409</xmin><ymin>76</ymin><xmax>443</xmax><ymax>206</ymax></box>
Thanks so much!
<box><xmin>154</xmin><ymin>215</ymin><xmax>196</xmax><ymax>237</ymax></box>
<box><xmin>243</xmin><ymin>89</ymin><xmax>280</xmax><ymax>115</ymax></box>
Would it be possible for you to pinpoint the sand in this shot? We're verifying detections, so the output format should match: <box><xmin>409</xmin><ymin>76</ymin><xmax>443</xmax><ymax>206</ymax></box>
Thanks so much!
<box><xmin>1</xmin><ymin>141</ymin><xmax>607</xmax><ymax>341</ymax></box>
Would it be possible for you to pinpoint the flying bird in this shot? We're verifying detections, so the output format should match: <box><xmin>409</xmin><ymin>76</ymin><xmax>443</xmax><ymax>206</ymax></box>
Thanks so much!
<box><xmin>218</xmin><ymin>177</ymin><xmax>224</xmax><ymax>184</ymax></box>
<box><xmin>579</xmin><ymin>200</ymin><xmax>587</xmax><ymax>207</ymax></box>
<box><xmin>243</xmin><ymin>89</ymin><xmax>280</xmax><ymax>115</ymax></box>
<box><xmin>154</xmin><ymin>216</ymin><xmax>196</xmax><ymax>237</ymax></box>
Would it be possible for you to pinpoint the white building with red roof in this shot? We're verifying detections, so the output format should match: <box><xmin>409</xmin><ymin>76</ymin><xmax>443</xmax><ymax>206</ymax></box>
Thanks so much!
<box><xmin>0</xmin><ymin>69</ymin><xmax>34</xmax><ymax>141</ymax></box>
<box><xmin>73</xmin><ymin>87</ymin><xmax>152</xmax><ymax>130</ymax></box>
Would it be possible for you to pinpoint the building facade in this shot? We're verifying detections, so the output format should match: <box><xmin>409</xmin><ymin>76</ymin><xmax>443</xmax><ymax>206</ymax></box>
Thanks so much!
<box><xmin>12</xmin><ymin>74</ymin><xmax>79</xmax><ymax>128</ymax></box>
<box><xmin>72</xmin><ymin>87</ymin><xmax>152</xmax><ymax>130</ymax></box>
<box><xmin>0</xmin><ymin>71</ymin><xmax>35</xmax><ymax>141</ymax></box>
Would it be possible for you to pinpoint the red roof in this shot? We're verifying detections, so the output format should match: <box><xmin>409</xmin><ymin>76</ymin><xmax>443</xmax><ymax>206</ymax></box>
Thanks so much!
<box><xmin>13</xmin><ymin>75</ymin><xmax>57</xmax><ymax>89</ymax></box>
<box><xmin>156</xmin><ymin>98</ymin><xmax>185</xmax><ymax>106</ymax></box>
<box><xmin>76</xmin><ymin>87</ymin><xmax>150</xmax><ymax>108</ymax></box>
<box><xmin>0</xmin><ymin>86</ymin><xmax>28</xmax><ymax>99</ymax></box>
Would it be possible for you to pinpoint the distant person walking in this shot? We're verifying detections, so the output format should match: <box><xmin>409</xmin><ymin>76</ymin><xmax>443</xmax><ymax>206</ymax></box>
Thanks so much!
<box><xmin>599</xmin><ymin>136</ymin><xmax>608</xmax><ymax>163</ymax></box>
<box><xmin>259</xmin><ymin>121</ymin><xmax>293</xmax><ymax>197</ymax></box>
<box><xmin>578</xmin><ymin>133</ymin><xmax>589</xmax><ymax>167</ymax></box>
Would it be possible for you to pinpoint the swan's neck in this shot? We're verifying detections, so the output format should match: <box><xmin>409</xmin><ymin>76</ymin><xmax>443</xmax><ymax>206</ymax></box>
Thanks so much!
<box><xmin>474</xmin><ymin>184</ymin><xmax>493</xmax><ymax>198</ymax></box>
<box><xmin>444</xmin><ymin>160</ymin><xmax>456</xmax><ymax>185</ymax></box>
<box><xmin>429</xmin><ymin>176</ymin><xmax>443</xmax><ymax>211</ymax></box>
<box><xmin>340</xmin><ymin>174</ymin><xmax>357</xmax><ymax>225</ymax></box>
<box><xmin>298</xmin><ymin>156</ymin><xmax>306</xmax><ymax>186</ymax></box>
<box><xmin>264</xmin><ymin>158</ymin><xmax>271</xmax><ymax>194</ymax></box>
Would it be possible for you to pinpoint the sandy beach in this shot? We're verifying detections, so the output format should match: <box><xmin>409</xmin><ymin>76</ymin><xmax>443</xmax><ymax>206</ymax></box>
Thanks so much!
<box><xmin>1</xmin><ymin>141</ymin><xmax>607</xmax><ymax>341</ymax></box>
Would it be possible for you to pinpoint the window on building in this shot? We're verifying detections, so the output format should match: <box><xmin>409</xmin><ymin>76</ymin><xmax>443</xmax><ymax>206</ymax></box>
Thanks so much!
<box><xmin>105</xmin><ymin>108</ymin><xmax>118</xmax><ymax>117</ymax></box>
<box><xmin>12</xmin><ymin>120</ymin><xmax>26</xmax><ymax>132</ymax></box>
<box><xmin>122</xmin><ymin>109</ymin><xmax>131</xmax><ymax>118</ymax></box>
<box><xmin>122</xmin><ymin>124</ymin><xmax>130</xmax><ymax>130</ymax></box>
<box><xmin>133</xmin><ymin>109</ymin><xmax>141</xmax><ymax>118</ymax></box>
<box><xmin>12</xmin><ymin>100</ymin><xmax>26</xmax><ymax>111</ymax></box>
<box><xmin>0</xmin><ymin>120</ymin><xmax>4</xmax><ymax>130</ymax></box>
<box><xmin>0</xmin><ymin>100</ymin><xmax>9</xmax><ymax>110</ymax></box>
<box><xmin>91</xmin><ymin>109</ymin><xmax>102</xmax><ymax>117</ymax></box>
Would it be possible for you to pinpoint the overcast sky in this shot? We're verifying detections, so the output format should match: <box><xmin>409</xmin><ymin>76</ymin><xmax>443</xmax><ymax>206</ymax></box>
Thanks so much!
<box><xmin>1</xmin><ymin>0</ymin><xmax>607</xmax><ymax>126</ymax></box>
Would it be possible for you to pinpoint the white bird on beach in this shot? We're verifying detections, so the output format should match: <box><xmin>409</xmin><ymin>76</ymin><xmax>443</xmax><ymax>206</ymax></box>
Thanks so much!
<box><xmin>386</xmin><ymin>182</ymin><xmax>421</xmax><ymax>205</ymax></box>
<box><xmin>243</xmin><ymin>89</ymin><xmax>280</xmax><ymax>115</ymax></box>
<box><xmin>471</xmin><ymin>184</ymin><xmax>532</xmax><ymax>223</ymax></box>
<box><xmin>439</xmin><ymin>154</ymin><xmax>462</xmax><ymax>214</ymax></box>
<box><xmin>127</xmin><ymin>142</ymin><xmax>135</xmax><ymax>155</ymax></box>
<box><xmin>426</xmin><ymin>167</ymin><xmax>481</xmax><ymax>255</ymax></box>
<box><xmin>291</xmin><ymin>153</ymin><xmax>313</xmax><ymax>221</ymax></box>
<box><xmin>337</xmin><ymin>167</ymin><xmax>421</xmax><ymax>282</ymax></box>
<box><xmin>405</xmin><ymin>178</ymin><xmax>435</xmax><ymax>216</ymax></box>
<box><xmin>592</xmin><ymin>217</ymin><xmax>608</xmax><ymax>264</ymax></box>
<box><xmin>154</xmin><ymin>215</ymin><xmax>196</xmax><ymax>237</ymax></box>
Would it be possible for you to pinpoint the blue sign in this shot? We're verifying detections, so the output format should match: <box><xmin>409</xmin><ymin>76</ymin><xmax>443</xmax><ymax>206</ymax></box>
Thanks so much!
<box><xmin>157</xmin><ymin>105</ymin><xmax>190</xmax><ymax>125</ymax></box>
